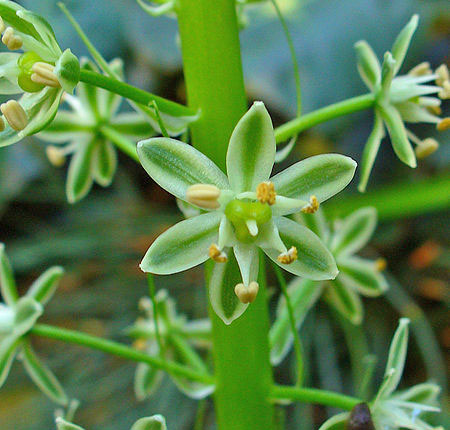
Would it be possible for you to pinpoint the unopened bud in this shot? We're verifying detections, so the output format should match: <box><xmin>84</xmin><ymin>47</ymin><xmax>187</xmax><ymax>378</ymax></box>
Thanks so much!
<box><xmin>31</xmin><ymin>62</ymin><xmax>61</xmax><ymax>88</ymax></box>
<box><xmin>277</xmin><ymin>246</ymin><xmax>298</xmax><ymax>265</ymax></box>
<box><xmin>46</xmin><ymin>146</ymin><xmax>66</xmax><ymax>167</ymax></box>
<box><xmin>256</xmin><ymin>181</ymin><xmax>276</xmax><ymax>205</ymax></box>
<box><xmin>301</xmin><ymin>195</ymin><xmax>319</xmax><ymax>214</ymax></box>
<box><xmin>408</xmin><ymin>62</ymin><xmax>432</xmax><ymax>76</ymax></box>
<box><xmin>2</xmin><ymin>27</ymin><xmax>22</xmax><ymax>50</ymax></box>
<box><xmin>415</xmin><ymin>138</ymin><xmax>439</xmax><ymax>159</ymax></box>
<box><xmin>234</xmin><ymin>281</ymin><xmax>259</xmax><ymax>304</ymax></box>
<box><xmin>347</xmin><ymin>403</ymin><xmax>375</xmax><ymax>430</ymax></box>
<box><xmin>437</xmin><ymin>117</ymin><xmax>450</xmax><ymax>132</ymax></box>
<box><xmin>1</xmin><ymin>100</ymin><xmax>28</xmax><ymax>131</ymax></box>
<box><xmin>186</xmin><ymin>184</ymin><xmax>220</xmax><ymax>209</ymax></box>
<box><xmin>209</xmin><ymin>244</ymin><xmax>227</xmax><ymax>263</ymax></box>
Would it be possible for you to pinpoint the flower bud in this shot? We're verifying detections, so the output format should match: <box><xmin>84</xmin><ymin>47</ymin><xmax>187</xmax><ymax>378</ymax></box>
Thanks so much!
<box><xmin>347</xmin><ymin>403</ymin><xmax>375</xmax><ymax>430</ymax></box>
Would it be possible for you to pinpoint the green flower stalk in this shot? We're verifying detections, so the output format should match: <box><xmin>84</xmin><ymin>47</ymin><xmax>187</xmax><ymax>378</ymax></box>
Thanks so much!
<box><xmin>137</xmin><ymin>102</ymin><xmax>356</xmax><ymax>323</ymax></box>
<box><xmin>38</xmin><ymin>59</ymin><xmax>154</xmax><ymax>203</ymax></box>
<box><xmin>270</xmin><ymin>206</ymin><xmax>388</xmax><ymax>365</ymax></box>
<box><xmin>319</xmin><ymin>319</ymin><xmax>441</xmax><ymax>430</ymax></box>
<box><xmin>356</xmin><ymin>15</ymin><xmax>450</xmax><ymax>192</ymax></box>
<box><xmin>56</xmin><ymin>414</ymin><xmax>168</xmax><ymax>430</ymax></box>
<box><xmin>0</xmin><ymin>243</ymin><xmax>67</xmax><ymax>405</ymax></box>
<box><xmin>0</xmin><ymin>0</ymin><xmax>79</xmax><ymax>147</ymax></box>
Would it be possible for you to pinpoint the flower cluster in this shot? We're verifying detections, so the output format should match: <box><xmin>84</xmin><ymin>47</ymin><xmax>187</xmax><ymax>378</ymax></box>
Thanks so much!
<box><xmin>0</xmin><ymin>1</ymin><xmax>79</xmax><ymax>147</ymax></box>
<box><xmin>38</xmin><ymin>59</ymin><xmax>154</xmax><ymax>203</ymax></box>
<box><xmin>355</xmin><ymin>15</ymin><xmax>449</xmax><ymax>191</ymax></box>
<box><xmin>0</xmin><ymin>243</ymin><xmax>67</xmax><ymax>405</ymax></box>
<box><xmin>319</xmin><ymin>319</ymin><xmax>441</xmax><ymax>430</ymax></box>
<box><xmin>137</xmin><ymin>102</ymin><xmax>357</xmax><ymax>323</ymax></box>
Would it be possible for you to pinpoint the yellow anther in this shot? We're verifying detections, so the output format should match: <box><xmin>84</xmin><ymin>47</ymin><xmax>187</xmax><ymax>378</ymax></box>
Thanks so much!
<box><xmin>301</xmin><ymin>195</ymin><xmax>319</xmax><ymax>214</ymax></box>
<box><xmin>0</xmin><ymin>17</ymin><xmax>5</xmax><ymax>34</ymax></box>
<box><xmin>133</xmin><ymin>339</ymin><xmax>148</xmax><ymax>351</ymax></box>
<box><xmin>375</xmin><ymin>258</ymin><xmax>387</xmax><ymax>272</ymax></box>
<box><xmin>1</xmin><ymin>100</ymin><xmax>28</xmax><ymax>131</ymax></box>
<box><xmin>256</xmin><ymin>181</ymin><xmax>276</xmax><ymax>205</ymax></box>
<box><xmin>438</xmin><ymin>81</ymin><xmax>450</xmax><ymax>100</ymax></box>
<box><xmin>277</xmin><ymin>246</ymin><xmax>298</xmax><ymax>265</ymax></box>
<box><xmin>0</xmin><ymin>117</ymin><xmax>4</xmax><ymax>132</ymax></box>
<box><xmin>437</xmin><ymin>117</ymin><xmax>450</xmax><ymax>132</ymax></box>
<box><xmin>46</xmin><ymin>146</ymin><xmax>66</xmax><ymax>167</ymax></box>
<box><xmin>435</xmin><ymin>64</ymin><xmax>449</xmax><ymax>87</ymax></box>
<box><xmin>427</xmin><ymin>105</ymin><xmax>442</xmax><ymax>116</ymax></box>
<box><xmin>415</xmin><ymin>138</ymin><xmax>439</xmax><ymax>159</ymax></box>
<box><xmin>186</xmin><ymin>184</ymin><xmax>220</xmax><ymax>209</ymax></box>
<box><xmin>234</xmin><ymin>281</ymin><xmax>259</xmax><ymax>304</ymax></box>
<box><xmin>31</xmin><ymin>62</ymin><xmax>61</xmax><ymax>88</ymax></box>
<box><xmin>2</xmin><ymin>27</ymin><xmax>22</xmax><ymax>50</ymax></box>
<box><xmin>209</xmin><ymin>243</ymin><xmax>227</xmax><ymax>263</ymax></box>
<box><xmin>408</xmin><ymin>62</ymin><xmax>432</xmax><ymax>76</ymax></box>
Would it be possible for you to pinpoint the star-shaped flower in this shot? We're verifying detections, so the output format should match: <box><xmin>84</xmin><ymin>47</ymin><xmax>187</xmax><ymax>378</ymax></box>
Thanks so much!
<box><xmin>0</xmin><ymin>0</ymin><xmax>79</xmax><ymax>147</ymax></box>
<box><xmin>56</xmin><ymin>414</ymin><xmax>167</xmax><ymax>430</ymax></box>
<box><xmin>319</xmin><ymin>319</ymin><xmax>441</xmax><ymax>430</ymax></box>
<box><xmin>137</xmin><ymin>102</ymin><xmax>356</xmax><ymax>323</ymax></box>
<box><xmin>271</xmin><ymin>206</ymin><xmax>388</xmax><ymax>365</ymax></box>
<box><xmin>38</xmin><ymin>59</ymin><xmax>154</xmax><ymax>203</ymax></box>
<box><xmin>0</xmin><ymin>243</ymin><xmax>68</xmax><ymax>405</ymax></box>
<box><xmin>355</xmin><ymin>15</ymin><xmax>449</xmax><ymax>191</ymax></box>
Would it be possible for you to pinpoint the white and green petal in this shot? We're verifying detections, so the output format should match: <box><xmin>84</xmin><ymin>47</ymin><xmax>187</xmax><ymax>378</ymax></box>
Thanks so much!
<box><xmin>354</xmin><ymin>40</ymin><xmax>381</xmax><ymax>90</ymax></box>
<box><xmin>391</xmin><ymin>15</ymin><xmax>418</xmax><ymax>76</ymax></box>
<box><xmin>0</xmin><ymin>334</ymin><xmax>19</xmax><ymax>388</ymax></box>
<box><xmin>131</xmin><ymin>415</ymin><xmax>167</xmax><ymax>430</ymax></box>
<box><xmin>0</xmin><ymin>242</ymin><xmax>19</xmax><ymax>306</ymax></box>
<box><xmin>0</xmin><ymin>52</ymin><xmax>21</xmax><ymax>94</ymax></box>
<box><xmin>318</xmin><ymin>412</ymin><xmax>349</xmax><ymax>430</ymax></box>
<box><xmin>56</xmin><ymin>418</ymin><xmax>85</xmax><ymax>430</ymax></box>
<box><xmin>92</xmin><ymin>139</ymin><xmax>117</xmax><ymax>187</ymax></box>
<box><xmin>26</xmin><ymin>265</ymin><xmax>64</xmax><ymax>305</ymax></box>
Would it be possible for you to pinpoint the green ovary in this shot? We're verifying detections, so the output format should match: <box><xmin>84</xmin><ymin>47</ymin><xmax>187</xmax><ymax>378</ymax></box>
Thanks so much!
<box><xmin>225</xmin><ymin>199</ymin><xmax>272</xmax><ymax>243</ymax></box>
<box><xmin>17</xmin><ymin>52</ymin><xmax>45</xmax><ymax>93</ymax></box>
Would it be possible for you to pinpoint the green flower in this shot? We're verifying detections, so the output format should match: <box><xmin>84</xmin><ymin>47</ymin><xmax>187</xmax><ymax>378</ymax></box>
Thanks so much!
<box><xmin>270</xmin><ymin>207</ymin><xmax>387</xmax><ymax>365</ymax></box>
<box><xmin>319</xmin><ymin>319</ymin><xmax>441</xmax><ymax>430</ymax></box>
<box><xmin>38</xmin><ymin>59</ymin><xmax>154</xmax><ymax>203</ymax></box>
<box><xmin>355</xmin><ymin>15</ymin><xmax>449</xmax><ymax>192</ymax></box>
<box><xmin>0</xmin><ymin>1</ymin><xmax>80</xmax><ymax>147</ymax></box>
<box><xmin>56</xmin><ymin>414</ymin><xmax>168</xmax><ymax>430</ymax></box>
<box><xmin>0</xmin><ymin>243</ymin><xmax>67</xmax><ymax>405</ymax></box>
<box><xmin>137</xmin><ymin>102</ymin><xmax>356</xmax><ymax>323</ymax></box>
<box><xmin>129</xmin><ymin>290</ymin><xmax>213</xmax><ymax>400</ymax></box>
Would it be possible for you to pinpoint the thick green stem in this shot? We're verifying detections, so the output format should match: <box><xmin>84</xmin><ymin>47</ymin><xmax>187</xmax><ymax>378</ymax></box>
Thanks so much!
<box><xmin>79</xmin><ymin>69</ymin><xmax>194</xmax><ymax>118</ymax></box>
<box><xmin>274</xmin><ymin>93</ymin><xmax>375</xmax><ymax>143</ymax></box>
<box><xmin>271</xmin><ymin>385</ymin><xmax>360</xmax><ymax>410</ymax></box>
<box><xmin>31</xmin><ymin>324</ymin><xmax>213</xmax><ymax>385</ymax></box>
<box><xmin>177</xmin><ymin>2</ymin><xmax>276</xmax><ymax>429</ymax></box>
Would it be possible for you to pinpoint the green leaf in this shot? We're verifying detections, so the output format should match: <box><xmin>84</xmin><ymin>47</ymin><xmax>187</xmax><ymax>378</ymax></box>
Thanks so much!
<box><xmin>325</xmin><ymin>277</ymin><xmax>363</xmax><ymax>325</ymax></box>
<box><xmin>26</xmin><ymin>266</ymin><xmax>64</xmax><ymax>305</ymax></box>
<box><xmin>0</xmin><ymin>243</ymin><xmax>19</xmax><ymax>306</ymax></box>
<box><xmin>137</xmin><ymin>138</ymin><xmax>229</xmax><ymax>202</ymax></box>
<box><xmin>263</xmin><ymin>217</ymin><xmax>338</xmax><ymax>281</ymax></box>
<box><xmin>337</xmin><ymin>257</ymin><xmax>387</xmax><ymax>297</ymax></box>
<box><xmin>377</xmin><ymin>104</ymin><xmax>416</xmax><ymax>168</ymax></box>
<box><xmin>92</xmin><ymin>140</ymin><xmax>117</xmax><ymax>187</ymax></box>
<box><xmin>226</xmin><ymin>102</ymin><xmax>275</xmax><ymax>193</ymax></box>
<box><xmin>56</xmin><ymin>418</ymin><xmax>85</xmax><ymax>430</ymax></box>
<box><xmin>66</xmin><ymin>138</ymin><xmax>96</xmax><ymax>204</ymax></box>
<box><xmin>318</xmin><ymin>412</ymin><xmax>349</xmax><ymax>430</ymax></box>
<box><xmin>131</xmin><ymin>415</ymin><xmax>167</xmax><ymax>430</ymax></box>
<box><xmin>210</xmin><ymin>250</ymin><xmax>248</xmax><ymax>325</ymax></box>
<box><xmin>54</xmin><ymin>49</ymin><xmax>80</xmax><ymax>94</ymax></box>
<box><xmin>271</xmin><ymin>154</ymin><xmax>356</xmax><ymax>203</ymax></box>
<box><xmin>358</xmin><ymin>113</ymin><xmax>385</xmax><ymax>193</ymax></box>
<box><xmin>140</xmin><ymin>212</ymin><xmax>222</xmax><ymax>275</ymax></box>
<box><xmin>13</xmin><ymin>297</ymin><xmax>43</xmax><ymax>337</ymax></box>
<box><xmin>330</xmin><ymin>207</ymin><xmax>377</xmax><ymax>257</ymax></box>
<box><xmin>354</xmin><ymin>40</ymin><xmax>381</xmax><ymax>90</ymax></box>
<box><xmin>270</xmin><ymin>278</ymin><xmax>322</xmax><ymax>365</ymax></box>
<box><xmin>22</xmin><ymin>340</ymin><xmax>68</xmax><ymax>405</ymax></box>
<box><xmin>0</xmin><ymin>52</ymin><xmax>21</xmax><ymax>94</ymax></box>
<box><xmin>0</xmin><ymin>334</ymin><xmax>18</xmax><ymax>388</ymax></box>
<box><xmin>391</xmin><ymin>15</ymin><xmax>418</xmax><ymax>75</ymax></box>
<box><xmin>376</xmin><ymin>318</ymin><xmax>410</xmax><ymax>400</ymax></box>
<box><xmin>392</xmin><ymin>382</ymin><xmax>440</xmax><ymax>405</ymax></box>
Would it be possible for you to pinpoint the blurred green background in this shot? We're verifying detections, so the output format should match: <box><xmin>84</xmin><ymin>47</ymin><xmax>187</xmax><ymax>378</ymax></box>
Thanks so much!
<box><xmin>0</xmin><ymin>0</ymin><xmax>448</xmax><ymax>429</ymax></box>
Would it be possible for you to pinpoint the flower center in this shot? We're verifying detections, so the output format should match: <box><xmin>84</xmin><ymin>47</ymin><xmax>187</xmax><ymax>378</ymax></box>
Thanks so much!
<box><xmin>17</xmin><ymin>51</ymin><xmax>46</xmax><ymax>93</ymax></box>
<box><xmin>224</xmin><ymin>199</ymin><xmax>272</xmax><ymax>243</ymax></box>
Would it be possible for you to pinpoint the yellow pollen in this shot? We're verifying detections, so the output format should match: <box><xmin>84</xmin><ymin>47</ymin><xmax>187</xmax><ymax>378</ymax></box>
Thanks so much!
<box><xmin>234</xmin><ymin>281</ymin><xmax>259</xmax><ymax>304</ymax></box>
<box><xmin>31</xmin><ymin>62</ymin><xmax>61</xmax><ymax>88</ymax></box>
<box><xmin>375</xmin><ymin>258</ymin><xmax>387</xmax><ymax>272</ymax></box>
<box><xmin>427</xmin><ymin>105</ymin><xmax>442</xmax><ymax>116</ymax></box>
<box><xmin>1</xmin><ymin>100</ymin><xmax>28</xmax><ymax>131</ymax></box>
<box><xmin>256</xmin><ymin>181</ymin><xmax>276</xmax><ymax>205</ymax></box>
<box><xmin>0</xmin><ymin>117</ymin><xmax>4</xmax><ymax>132</ymax></box>
<box><xmin>408</xmin><ymin>62</ymin><xmax>432</xmax><ymax>77</ymax></box>
<box><xmin>2</xmin><ymin>27</ymin><xmax>22</xmax><ymax>50</ymax></box>
<box><xmin>437</xmin><ymin>117</ymin><xmax>450</xmax><ymax>132</ymax></box>
<box><xmin>301</xmin><ymin>195</ymin><xmax>319</xmax><ymax>214</ymax></box>
<box><xmin>133</xmin><ymin>339</ymin><xmax>148</xmax><ymax>351</ymax></box>
<box><xmin>186</xmin><ymin>184</ymin><xmax>220</xmax><ymax>209</ymax></box>
<box><xmin>435</xmin><ymin>64</ymin><xmax>449</xmax><ymax>87</ymax></box>
<box><xmin>415</xmin><ymin>138</ymin><xmax>439</xmax><ymax>159</ymax></box>
<box><xmin>209</xmin><ymin>243</ymin><xmax>227</xmax><ymax>263</ymax></box>
<box><xmin>277</xmin><ymin>246</ymin><xmax>298</xmax><ymax>264</ymax></box>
